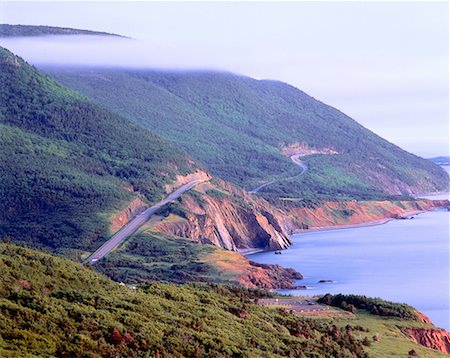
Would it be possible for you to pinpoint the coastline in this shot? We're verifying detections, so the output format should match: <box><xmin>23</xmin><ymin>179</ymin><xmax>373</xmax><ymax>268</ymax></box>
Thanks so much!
<box><xmin>247</xmin><ymin>207</ymin><xmax>450</xmax><ymax>333</ymax></box>
<box><xmin>241</xmin><ymin>198</ymin><xmax>449</xmax><ymax>256</ymax></box>
<box><xmin>415</xmin><ymin>191</ymin><xmax>450</xmax><ymax>199</ymax></box>
<box><xmin>238</xmin><ymin>248</ymin><xmax>266</xmax><ymax>256</ymax></box>
<box><xmin>294</xmin><ymin>209</ymin><xmax>425</xmax><ymax>235</ymax></box>
<box><xmin>241</xmin><ymin>213</ymin><xmax>414</xmax><ymax>256</ymax></box>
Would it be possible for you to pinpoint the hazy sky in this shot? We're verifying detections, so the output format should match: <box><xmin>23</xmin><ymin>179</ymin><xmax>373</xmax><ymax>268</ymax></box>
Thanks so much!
<box><xmin>1</xmin><ymin>1</ymin><xmax>448</xmax><ymax>158</ymax></box>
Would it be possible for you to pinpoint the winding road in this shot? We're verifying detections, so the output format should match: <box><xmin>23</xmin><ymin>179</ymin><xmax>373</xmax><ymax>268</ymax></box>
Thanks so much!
<box><xmin>85</xmin><ymin>179</ymin><xmax>206</xmax><ymax>264</ymax></box>
<box><xmin>249</xmin><ymin>154</ymin><xmax>308</xmax><ymax>194</ymax></box>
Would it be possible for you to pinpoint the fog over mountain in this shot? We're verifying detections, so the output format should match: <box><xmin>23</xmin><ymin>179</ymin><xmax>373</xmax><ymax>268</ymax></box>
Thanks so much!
<box><xmin>1</xmin><ymin>1</ymin><xmax>448</xmax><ymax>157</ymax></box>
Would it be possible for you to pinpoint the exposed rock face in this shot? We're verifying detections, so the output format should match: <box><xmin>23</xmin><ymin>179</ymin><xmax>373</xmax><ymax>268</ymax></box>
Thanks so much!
<box><xmin>280</xmin><ymin>199</ymin><xmax>449</xmax><ymax>234</ymax></box>
<box><xmin>415</xmin><ymin>310</ymin><xmax>434</xmax><ymax>325</ymax></box>
<box><xmin>279</xmin><ymin>142</ymin><xmax>338</xmax><ymax>157</ymax></box>
<box><xmin>404</xmin><ymin>328</ymin><xmax>450</xmax><ymax>355</ymax></box>
<box><xmin>242</xmin><ymin>261</ymin><xmax>304</xmax><ymax>289</ymax></box>
<box><xmin>155</xmin><ymin>179</ymin><xmax>291</xmax><ymax>251</ymax></box>
<box><xmin>202</xmin><ymin>249</ymin><xmax>303</xmax><ymax>289</ymax></box>
<box><xmin>110</xmin><ymin>197</ymin><xmax>147</xmax><ymax>234</ymax></box>
<box><xmin>156</xmin><ymin>171</ymin><xmax>449</xmax><ymax>252</ymax></box>
<box><xmin>165</xmin><ymin>170</ymin><xmax>211</xmax><ymax>193</ymax></box>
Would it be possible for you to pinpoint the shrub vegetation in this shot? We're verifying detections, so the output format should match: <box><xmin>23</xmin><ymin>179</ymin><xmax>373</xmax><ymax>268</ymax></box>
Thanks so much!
<box><xmin>0</xmin><ymin>243</ymin><xmax>372</xmax><ymax>357</ymax></box>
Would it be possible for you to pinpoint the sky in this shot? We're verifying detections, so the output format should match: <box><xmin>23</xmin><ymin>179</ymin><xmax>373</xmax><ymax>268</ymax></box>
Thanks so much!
<box><xmin>1</xmin><ymin>1</ymin><xmax>449</xmax><ymax>158</ymax></box>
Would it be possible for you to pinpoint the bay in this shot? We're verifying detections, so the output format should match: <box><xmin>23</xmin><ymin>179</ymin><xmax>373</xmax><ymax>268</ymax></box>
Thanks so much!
<box><xmin>250</xmin><ymin>208</ymin><xmax>450</xmax><ymax>331</ymax></box>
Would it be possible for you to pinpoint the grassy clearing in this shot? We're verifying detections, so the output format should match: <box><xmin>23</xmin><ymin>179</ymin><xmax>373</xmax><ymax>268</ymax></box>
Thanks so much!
<box><xmin>94</xmin><ymin>229</ymin><xmax>237</xmax><ymax>285</ymax></box>
<box><xmin>336</xmin><ymin>313</ymin><xmax>448</xmax><ymax>358</ymax></box>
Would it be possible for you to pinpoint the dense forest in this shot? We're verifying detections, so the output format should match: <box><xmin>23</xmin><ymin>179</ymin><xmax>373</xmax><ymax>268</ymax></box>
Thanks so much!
<box><xmin>0</xmin><ymin>46</ymin><xmax>197</xmax><ymax>252</ymax></box>
<box><xmin>47</xmin><ymin>68</ymin><xmax>448</xmax><ymax>200</ymax></box>
<box><xmin>2</xmin><ymin>243</ymin><xmax>442</xmax><ymax>358</ymax></box>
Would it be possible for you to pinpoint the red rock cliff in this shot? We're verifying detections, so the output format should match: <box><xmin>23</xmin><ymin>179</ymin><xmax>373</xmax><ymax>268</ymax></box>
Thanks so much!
<box><xmin>279</xmin><ymin>199</ymin><xmax>448</xmax><ymax>234</ymax></box>
<box><xmin>404</xmin><ymin>328</ymin><xmax>450</xmax><ymax>355</ymax></box>
<box><xmin>154</xmin><ymin>179</ymin><xmax>291</xmax><ymax>251</ymax></box>
<box><xmin>110</xmin><ymin>197</ymin><xmax>147</xmax><ymax>234</ymax></box>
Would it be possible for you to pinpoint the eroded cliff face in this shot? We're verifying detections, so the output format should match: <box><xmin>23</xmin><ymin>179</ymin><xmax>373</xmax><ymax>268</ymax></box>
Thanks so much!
<box><xmin>404</xmin><ymin>328</ymin><xmax>450</xmax><ymax>355</ymax></box>
<box><xmin>280</xmin><ymin>199</ymin><xmax>449</xmax><ymax>234</ymax></box>
<box><xmin>154</xmin><ymin>179</ymin><xmax>291</xmax><ymax>251</ymax></box>
<box><xmin>110</xmin><ymin>197</ymin><xmax>147</xmax><ymax>234</ymax></box>
<box><xmin>202</xmin><ymin>249</ymin><xmax>303</xmax><ymax>289</ymax></box>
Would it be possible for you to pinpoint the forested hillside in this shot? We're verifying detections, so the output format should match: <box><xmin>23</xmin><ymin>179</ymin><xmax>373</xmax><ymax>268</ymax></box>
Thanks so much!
<box><xmin>0</xmin><ymin>46</ymin><xmax>197</xmax><ymax>252</ymax></box>
<box><xmin>2</xmin><ymin>243</ymin><xmax>444</xmax><ymax>358</ymax></box>
<box><xmin>0</xmin><ymin>24</ymin><xmax>123</xmax><ymax>37</ymax></box>
<box><xmin>47</xmin><ymin>68</ymin><xmax>448</xmax><ymax>200</ymax></box>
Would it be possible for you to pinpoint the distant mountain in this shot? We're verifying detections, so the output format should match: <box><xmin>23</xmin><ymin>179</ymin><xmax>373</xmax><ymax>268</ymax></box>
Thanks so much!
<box><xmin>429</xmin><ymin>156</ymin><xmax>450</xmax><ymax>165</ymax></box>
<box><xmin>0</xmin><ymin>24</ymin><xmax>125</xmax><ymax>37</ymax></box>
<box><xmin>47</xmin><ymin>67</ymin><xmax>449</xmax><ymax>200</ymax></box>
<box><xmin>0</xmin><ymin>46</ymin><xmax>196</xmax><ymax>252</ymax></box>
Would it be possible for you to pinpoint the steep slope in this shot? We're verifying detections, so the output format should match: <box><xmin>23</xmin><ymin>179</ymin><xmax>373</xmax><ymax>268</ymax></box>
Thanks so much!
<box><xmin>47</xmin><ymin>67</ymin><xmax>448</xmax><ymax>199</ymax></box>
<box><xmin>2</xmin><ymin>243</ymin><xmax>447</xmax><ymax>358</ymax></box>
<box><xmin>0</xmin><ymin>46</ymin><xmax>197</xmax><ymax>252</ymax></box>
<box><xmin>0</xmin><ymin>46</ymin><xmax>292</xmax><ymax>261</ymax></box>
<box><xmin>0</xmin><ymin>24</ymin><xmax>123</xmax><ymax>37</ymax></box>
<box><xmin>0</xmin><ymin>243</ymin><xmax>364</xmax><ymax>357</ymax></box>
<box><xmin>152</xmin><ymin>177</ymin><xmax>291</xmax><ymax>251</ymax></box>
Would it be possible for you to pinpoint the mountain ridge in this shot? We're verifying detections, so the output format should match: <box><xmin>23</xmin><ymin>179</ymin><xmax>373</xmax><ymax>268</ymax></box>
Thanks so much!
<box><xmin>0</xmin><ymin>45</ymin><xmax>292</xmax><ymax>261</ymax></box>
<box><xmin>0</xmin><ymin>24</ymin><xmax>126</xmax><ymax>38</ymax></box>
<box><xmin>46</xmin><ymin>67</ymin><xmax>448</xmax><ymax>200</ymax></box>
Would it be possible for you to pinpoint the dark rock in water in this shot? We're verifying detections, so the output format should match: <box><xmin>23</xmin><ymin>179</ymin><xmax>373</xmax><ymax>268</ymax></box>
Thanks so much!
<box><xmin>247</xmin><ymin>261</ymin><xmax>304</xmax><ymax>288</ymax></box>
<box><xmin>318</xmin><ymin>280</ymin><xmax>335</xmax><ymax>283</ymax></box>
<box><xmin>274</xmin><ymin>251</ymin><xmax>282</xmax><ymax>255</ymax></box>
<box><xmin>294</xmin><ymin>285</ymin><xmax>307</xmax><ymax>290</ymax></box>
<box><xmin>292</xmin><ymin>271</ymin><xmax>304</xmax><ymax>280</ymax></box>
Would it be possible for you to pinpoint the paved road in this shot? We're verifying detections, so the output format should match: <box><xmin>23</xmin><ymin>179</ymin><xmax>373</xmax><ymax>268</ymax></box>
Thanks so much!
<box><xmin>85</xmin><ymin>179</ymin><xmax>206</xmax><ymax>264</ymax></box>
<box><xmin>249</xmin><ymin>154</ymin><xmax>308</xmax><ymax>194</ymax></box>
<box><xmin>258</xmin><ymin>298</ymin><xmax>329</xmax><ymax>312</ymax></box>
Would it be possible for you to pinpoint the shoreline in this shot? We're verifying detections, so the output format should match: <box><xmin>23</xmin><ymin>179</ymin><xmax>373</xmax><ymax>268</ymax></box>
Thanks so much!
<box><xmin>415</xmin><ymin>191</ymin><xmax>450</xmax><ymax>199</ymax></box>
<box><xmin>243</xmin><ymin>209</ymin><xmax>433</xmax><ymax>256</ymax></box>
<box><xmin>242</xmin><ymin>203</ymin><xmax>448</xmax><ymax>256</ymax></box>
<box><xmin>293</xmin><ymin>209</ymin><xmax>425</xmax><ymax>235</ymax></box>
<box><xmin>238</xmin><ymin>248</ymin><xmax>266</xmax><ymax>256</ymax></box>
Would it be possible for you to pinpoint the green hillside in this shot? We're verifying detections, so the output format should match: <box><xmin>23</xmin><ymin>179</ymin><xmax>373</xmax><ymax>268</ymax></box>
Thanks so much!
<box><xmin>0</xmin><ymin>47</ymin><xmax>196</xmax><ymax>252</ymax></box>
<box><xmin>47</xmin><ymin>68</ymin><xmax>448</xmax><ymax>200</ymax></box>
<box><xmin>0</xmin><ymin>24</ymin><xmax>123</xmax><ymax>37</ymax></box>
<box><xmin>2</xmin><ymin>242</ymin><xmax>445</xmax><ymax>358</ymax></box>
<box><xmin>0</xmin><ymin>243</ymin><xmax>366</xmax><ymax>357</ymax></box>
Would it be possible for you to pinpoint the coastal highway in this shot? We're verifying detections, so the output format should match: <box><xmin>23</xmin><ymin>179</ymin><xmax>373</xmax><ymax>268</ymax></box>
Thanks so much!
<box><xmin>85</xmin><ymin>179</ymin><xmax>206</xmax><ymax>264</ymax></box>
<box><xmin>249</xmin><ymin>154</ymin><xmax>308</xmax><ymax>194</ymax></box>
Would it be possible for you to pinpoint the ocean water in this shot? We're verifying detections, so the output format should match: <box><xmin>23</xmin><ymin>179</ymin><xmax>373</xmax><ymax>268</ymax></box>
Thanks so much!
<box><xmin>250</xmin><ymin>208</ymin><xmax>450</xmax><ymax>331</ymax></box>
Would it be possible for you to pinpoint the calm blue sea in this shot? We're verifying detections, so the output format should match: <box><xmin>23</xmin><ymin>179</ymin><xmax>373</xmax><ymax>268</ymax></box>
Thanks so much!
<box><xmin>250</xmin><ymin>168</ymin><xmax>450</xmax><ymax>330</ymax></box>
